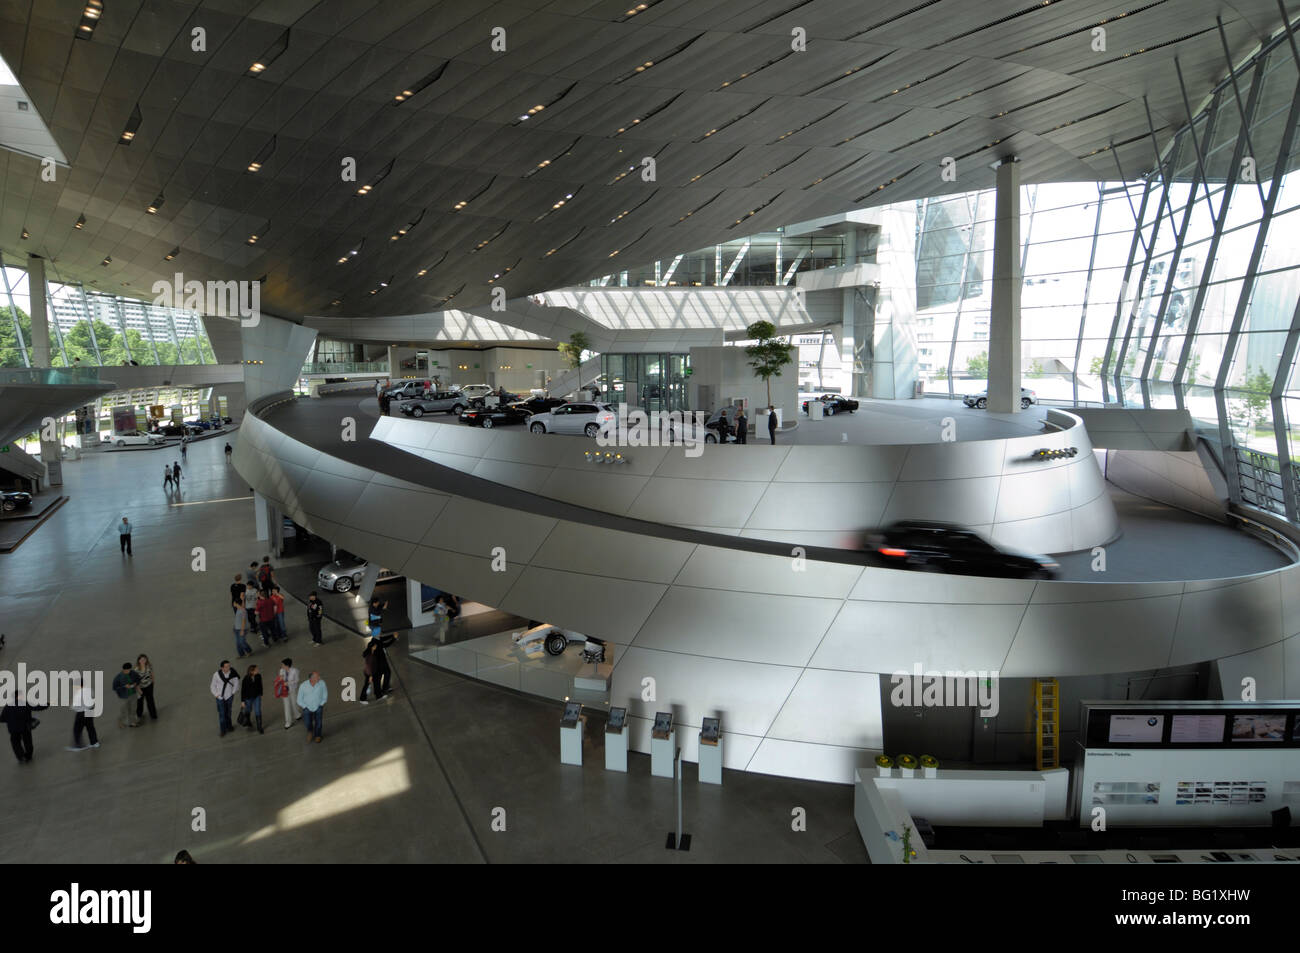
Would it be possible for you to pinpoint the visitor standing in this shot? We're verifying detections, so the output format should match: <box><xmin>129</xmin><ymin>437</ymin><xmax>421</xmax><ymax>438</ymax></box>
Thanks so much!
<box><xmin>735</xmin><ymin>406</ymin><xmax>748</xmax><ymax>444</ymax></box>
<box><xmin>360</xmin><ymin>643</ymin><xmax>379</xmax><ymax>704</ymax></box>
<box><xmin>118</xmin><ymin>516</ymin><xmax>133</xmax><ymax>555</ymax></box>
<box><xmin>256</xmin><ymin>589</ymin><xmax>276</xmax><ymax>647</ymax></box>
<box><xmin>257</xmin><ymin>556</ymin><xmax>275</xmax><ymax>594</ymax></box>
<box><xmin>296</xmin><ymin>671</ymin><xmax>327</xmax><ymax>743</ymax></box>
<box><xmin>240</xmin><ymin>664</ymin><xmax>264</xmax><ymax>734</ymax></box>
<box><xmin>242</xmin><ymin>579</ymin><xmax>261</xmax><ymax>645</ymax></box>
<box><xmin>270</xmin><ymin>586</ymin><xmax>288</xmax><ymax>642</ymax></box>
<box><xmin>112</xmin><ymin>663</ymin><xmax>141</xmax><ymax>728</ymax></box>
<box><xmin>767</xmin><ymin>405</ymin><xmax>777</xmax><ymax>445</ymax></box>
<box><xmin>306</xmin><ymin>592</ymin><xmax>324</xmax><ymax>645</ymax></box>
<box><xmin>210</xmin><ymin>661</ymin><xmax>239</xmax><ymax>737</ymax></box>
<box><xmin>367</xmin><ymin>597</ymin><xmax>388</xmax><ymax>637</ymax></box>
<box><xmin>135</xmin><ymin>654</ymin><xmax>158</xmax><ymax>721</ymax></box>
<box><xmin>230</xmin><ymin>573</ymin><xmax>246</xmax><ymax>609</ymax></box>
<box><xmin>275</xmin><ymin>659</ymin><xmax>301</xmax><ymax>729</ymax></box>
<box><xmin>370</xmin><ymin>632</ymin><xmax>399</xmax><ymax>696</ymax></box>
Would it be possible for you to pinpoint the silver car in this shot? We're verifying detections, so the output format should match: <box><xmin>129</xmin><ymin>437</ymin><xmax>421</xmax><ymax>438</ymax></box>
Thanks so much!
<box><xmin>527</xmin><ymin>401</ymin><xmax>617</xmax><ymax>437</ymax></box>
<box><xmin>316</xmin><ymin>552</ymin><xmax>402</xmax><ymax>593</ymax></box>
<box><xmin>963</xmin><ymin>387</ymin><xmax>1036</xmax><ymax>410</ymax></box>
<box><xmin>398</xmin><ymin>391</ymin><xmax>470</xmax><ymax>417</ymax></box>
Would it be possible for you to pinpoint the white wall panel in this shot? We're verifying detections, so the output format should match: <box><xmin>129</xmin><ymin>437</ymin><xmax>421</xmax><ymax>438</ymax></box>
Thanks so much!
<box><xmin>745</xmin><ymin>737</ymin><xmax>877</xmax><ymax>784</ymax></box>
<box><xmin>502</xmin><ymin>567</ymin><xmax>667</xmax><ymax>639</ymax></box>
<box><xmin>530</xmin><ymin>522</ymin><xmax>695</xmax><ymax>585</ymax></box>
<box><xmin>677</xmin><ymin>547</ymin><xmax>862</xmax><ymax>599</ymax></box>
<box><xmin>1170</xmin><ymin>573</ymin><xmax>1284</xmax><ymax>666</ymax></box>
<box><xmin>812</xmin><ymin>600</ymin><xmax>1022</xmax><ymax>672</ymax></box>
<box><xmin>626</xmin><ymin>476</ymin><xmax>768</xmax><ymax>528</ymax></box>
<box><xmin>766</xmin><ymin>670</ymin><xmax>884</xmax><ymax>748</ymax></box>
<box><xmin>745</xmin><ymin>481</ymin><xmax>892</xmax><ymax>531</ymax></box>
<box><xmin>1004</xmin><ymin>597</ymin><xmax>1183</xmax><ymax>675</ymax></box>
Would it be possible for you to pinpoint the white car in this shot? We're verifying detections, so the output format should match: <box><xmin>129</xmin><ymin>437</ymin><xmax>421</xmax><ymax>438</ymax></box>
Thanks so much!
<box><xmin>112</xmin><ymin>430</ymin><xmax>163</xmax><ymax>447</ymax></box>
<box><xmin>512</xmin><ymin>623</ymin><xmax>605</xmax><ymax>660</ymax></box>
<box><xmin>964</xmin><ymin>387</ymin><xmax>1036</xmax><ymax>410</ymax></box>
<box><xmin>456</xmin><ymin>384</ymin><xmax>493</xmax><ymax>400</ymax></box>
<box><xmin>528</xmin><ymin>401</ymin><xmax>617</xmax><ymax>437</ymax></box>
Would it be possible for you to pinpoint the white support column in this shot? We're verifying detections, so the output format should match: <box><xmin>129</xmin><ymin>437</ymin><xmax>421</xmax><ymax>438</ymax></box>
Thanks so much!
<box><xmin>987</xmin><ymin>159</ymin><xmax>1022</xmax><ymax>414</ymax></box>
<box><xmin>27</xmin><ymin>254</ymin><xmax>51</xmax><ymax>367</ymax></box>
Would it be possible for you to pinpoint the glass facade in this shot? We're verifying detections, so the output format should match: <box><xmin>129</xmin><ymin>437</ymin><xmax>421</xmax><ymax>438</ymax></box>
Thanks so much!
<box><xmin>601</xmin><ymin>353</ymin><xmax>690</xmax><ymax>413</ymax></box>
<box><xmin>0</xmin><ymin>257</ymin><xmax>215</xmax><ymax>368</ymax></box>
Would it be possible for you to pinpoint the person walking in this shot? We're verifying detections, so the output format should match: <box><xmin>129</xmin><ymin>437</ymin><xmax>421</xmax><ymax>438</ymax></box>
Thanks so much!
<box><xmin>270</xmin><ymin>586</ymin><xmax>288</xmax><ymax>642</ymax></box>
<box><xmin>135</xmin><ymin>654</ymin><xmax>158</xmax><ymax>721</ymax></box>
<box><xmin>275</xmin><ymin>658</ymin><xmax>301</xmax><ymax>730</ymax></box>
<box><xmin>1</xmin><ymin>691</ymin><xmax>47</xmax><ymax>763</ymax></box>
<box><xmin>210</xmin><ymin>661</ymin><xmax>239</xmax><ymax>737</ymax></box>
<box><xmin>172</xmin><ymin>461</ymin><xmax>182</xmax><ymax>486</ymax></box>
<box><xmin>67</xmin><ymin>675</ymin><xmax>99</xmax><ymax>751</ymax></box>
<box><xmin>231</xmin><ymin>573</ymin><xmax>246</xmax><ymax>609</ymax></box>
<box><xmin>163</xmin><ymin>464</ymin><xmax>173</xmax><ymax>491</ymax></box>
<box><xmin>240</xmin><ymin>664</ymin><xmax>264</xmax><ymax>734</ymax></box>
<box><xmin>256</xmin><ymin>589</ymin><xmax>276</xmax><ymax>648</ymax></box>
<box><xmin>306</xmin><ymin>592</ymin><xmax>324</xmax><ymax>645</ymax></box>
<box><xmin>296</xmin><ymin>671</ymin><xmax>327</xmax><ymax>743</ymax></box>
<box><xmin>224</xmin><ymin>442</ymin><xmax>233</xmax><ymax>462</ymax></box>
<box><xmin>180</xmin><ymin>438</ymin><xmax>188</xmax><ymax>461</ymax></box>
<box><xmin>112</xmin><ymin>662</ymin><xmax>141</xmax><ymax>728</ymax></box>
<box><xmin>232</xmin><ymin>599</ymin><xmax>253</xmax><ymax>658</ymax></box>
<box><xmin>767</xmin><ymin>405</ymin><xmax>778</xmax><ymax>445</ymax></box>
<box><xmin>118</xmin><ymin>516</ymin><xmax>133</xmax><ymax>555</ymax></box>
<box><xmin>735</xmin><ymin>406</ymin><xmax>748</xmax><ymax>445</ymax></box>
<box><xmin>242</xmin><ymin>578</ymin><xmax>261</xmax><ymax>645</ymax></box>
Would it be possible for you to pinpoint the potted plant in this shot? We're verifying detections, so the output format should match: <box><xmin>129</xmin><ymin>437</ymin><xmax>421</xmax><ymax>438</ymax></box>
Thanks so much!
<box><xmin>744</xmin><ymin>320</ymin><xmax>794</xmax><ymax>410</ymax></box>
<box><xmin>920</xmin><ymin>754</ymin><xmax>939</xmax><ymax>778</ymax></box>
<box><xmin>874</xmin><ymin>753</ymin><xmax>893</xmax><ymax>777</ymax></box>
<box><xmin>896</xmin><ymin>753</ymin><xmax>918</xmax><ymax>777</ymax></box>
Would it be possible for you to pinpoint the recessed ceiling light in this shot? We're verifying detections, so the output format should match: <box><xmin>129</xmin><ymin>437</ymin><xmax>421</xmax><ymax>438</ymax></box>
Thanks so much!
<box><xmin>74</xmin><ymin>214</ymin><xmax>86</xmax><ymax>229</ymax></box>
<box><xmin>164</xmin><ymin>247</ymin><xmax>179</xmax><ymax>261</ymax></box>
<box><xmin>20</xmin><ymin>228</ymin><xmax>29</xmax><ymax>240</ymax></box>
<box><xmin>146</xmin><ymin>194</ymin><xmax>164</xmax><ymax>214</ymax></box>
<box><xmin>101</xmin><ymin>256</ymin><xmax>111</xmax><ymax>266</ymax></box>
<box><xmin>76</xmin><ymin>1</ymin><xmax>102</xmax><ymax>39</ymax></box>
<box><xmin>118</xmin><ymin>104</ymin><xmax>143</xmax><ymax>145</ymax></box>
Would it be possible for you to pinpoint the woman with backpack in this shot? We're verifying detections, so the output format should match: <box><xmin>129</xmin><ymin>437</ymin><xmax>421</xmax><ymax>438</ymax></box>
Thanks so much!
<box><xmin>240</xmin><ymin>664</ymin><xmax>263</xmax><ymax>734</ymax></box>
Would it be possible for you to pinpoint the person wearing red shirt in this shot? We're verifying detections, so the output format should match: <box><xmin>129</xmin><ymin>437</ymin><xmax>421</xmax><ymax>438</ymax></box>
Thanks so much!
<box><xmin>270</xmin><ymin>586</ymin><xmax>288</xmax><ymax>642</ymax></box>
<box><xmin>256</xmin><ymin>591</ymin><xmax>277</xmax><ymax>647</ymax></box>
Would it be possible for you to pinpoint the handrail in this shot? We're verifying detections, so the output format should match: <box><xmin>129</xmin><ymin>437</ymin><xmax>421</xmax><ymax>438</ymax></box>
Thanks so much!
<box><xmin>1227</xmin><ymin>511</ymin><xmax>1300</xmax><ymax>563</ymax></box>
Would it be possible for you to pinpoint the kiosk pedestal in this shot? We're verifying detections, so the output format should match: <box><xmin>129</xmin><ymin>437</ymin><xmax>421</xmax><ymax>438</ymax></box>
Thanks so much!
<box><xmin>605</xmin><ymin>706</ymin><xmax>628</xmax><ymax>772</ymax></box>
<box><xmin>651</xmin><ymin>729</ymin><xmax>677</xmax><ymax>778</ymax></box>
<box><xmin>560</xmin><ymin>703</ymin><xmax>584</xmax><ymax>766</ymax></box>
<box><xmin>699</xmin><ymin>736</ymin><xmax>723</xmax><ymax>785</ymax></box>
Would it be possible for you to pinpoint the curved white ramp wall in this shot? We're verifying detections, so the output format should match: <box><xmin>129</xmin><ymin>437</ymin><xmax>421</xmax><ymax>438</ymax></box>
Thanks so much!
<box><xmin>236</xmin><ymin>398</ymin><xmax>1300</xmax><ymax>784</ymax></box>
<box><xmin>372</xmin><ymin>408</ymin><xmax>1120</xmax><ymax>554</ymax></box>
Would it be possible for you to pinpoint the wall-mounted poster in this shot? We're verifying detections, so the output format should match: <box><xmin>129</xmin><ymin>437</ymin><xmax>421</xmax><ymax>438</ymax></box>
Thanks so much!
<box><xmin>1230</xmin><ymin>714</ymin><xmax>1286</xmax><ymax>742</ymax></box>
<box><xmin>1169</xmin><ymin>714</ymin><xmax>1226</xmax><ymax>744</ymax></box>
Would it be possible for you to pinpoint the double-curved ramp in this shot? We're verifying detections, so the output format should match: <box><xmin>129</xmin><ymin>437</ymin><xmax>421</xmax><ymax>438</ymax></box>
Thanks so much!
<box><xmin>235</xmin><ymin>392</ymin><xmax>1300</xmax><ymax>783</ymax></box>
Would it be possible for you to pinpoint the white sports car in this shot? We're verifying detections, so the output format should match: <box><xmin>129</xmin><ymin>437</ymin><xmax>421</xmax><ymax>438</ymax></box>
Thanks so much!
<box><xmin>512</xmin><ymin>623</ymin><xmax>605</xmax><ymax>660</ymax></box>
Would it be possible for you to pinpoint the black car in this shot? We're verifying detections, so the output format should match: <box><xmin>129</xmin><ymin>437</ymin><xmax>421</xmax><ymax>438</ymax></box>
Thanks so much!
<box><xmin>802</xmin><ymin>394</ymin><xmax>859</xmax><ymax>416</ymax></box>
<box><xmin>510</xmin><ymin>396</ymin><xmax>566</xmax><ymax>415</ymax></box>
<box><xmin>1</xmin><ymin>491</ymin><xmax>33</xmax><ymax>513</ymax></box>
<box><xmin>863</xmin><ymin>520</ymin><xmax>1060</xmax><ymax>579</ymax></box>
<box><xmin>156</xmin><ymin>423</ymin><xmax>201</xmax><ymax>437</ymax></box>
<box><xmin>461</xmin><ymin>404</ymin><xmax>534</xmax><ymax>428</ymax></box>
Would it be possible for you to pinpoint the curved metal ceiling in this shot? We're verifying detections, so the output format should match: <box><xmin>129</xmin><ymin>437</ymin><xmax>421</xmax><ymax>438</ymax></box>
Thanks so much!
<box><xmin>0</xmin><ymin>0</ymin><xmax>1286</xmax><ymax>320</ymax></box>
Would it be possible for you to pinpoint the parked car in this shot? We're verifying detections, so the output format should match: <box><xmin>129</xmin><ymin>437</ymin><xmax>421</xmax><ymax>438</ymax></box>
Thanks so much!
<box><xmin>527</xmin><ymin>402</ymin><xmax>617</xmax><ymax>437</ymax></box>
<box><xmin>461</xmin><ymin>404</ymin><xmax>534</xmax><ymax>428</ymax></box>
<box><xmin>384</xmin><ymin>380</ymin><xmax>431</xmax><ymax>400</ymax></box>
<box><xmin>316</xmin><ymin>552</ymin><xmax>403</xmax><ymax>593</ymax></box>
<box><xmin>112</xmin><ymin>430</ymin><xmax>164</xmax><ymax>447</ymax></box>
<box><xmin>1</xmin><ymin>490</ymin><xmax>33</xmax><ymax>512</ymax></box>
<box><xmin>184</xmin><ymin>419</ymin><xmax>221</xmax><ymax>431</ymax></box>
<box><xmin>863</xmin><ymin>520</ymin><xmax>1060</xmax><ymax>579</ymax></box>
<box><xmin>456</xmin><ymin>384</ymin><xmax>494</xmax><ymax>401</ymax></box>
<box><xmin>512</xmin><ymin>622</ymin><xmax>606</xmax><ymax>659</ymax></box>
<box><xmin>398</xmin><ymin>391</ymin><xmax>470</xmax><ymax>417</ymax></box>
<box><xmin>801</xmin><ymin>394</ymin><xmax>859</xmax><ymax>416</ymax></box>
<box><xmin>510</xmin><ymin>396</ymin><xmax>566</xmax><ymax>416</ymax></box>
<box><xmin>963</xmin><ymin>387</ymin><xmax>1037</xmax><ymax>410</ymax></box>
<box><xmin>157</xmin><ymin>423</ymin><xmax>203</xmax><ymax>437</ymax></box>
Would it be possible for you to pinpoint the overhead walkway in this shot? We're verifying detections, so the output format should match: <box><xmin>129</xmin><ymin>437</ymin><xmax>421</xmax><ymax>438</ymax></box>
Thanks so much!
<box><xmin>235</xmin><ymin>391</ymin><xmax>1300</xmax><ymax>784</ymax></box>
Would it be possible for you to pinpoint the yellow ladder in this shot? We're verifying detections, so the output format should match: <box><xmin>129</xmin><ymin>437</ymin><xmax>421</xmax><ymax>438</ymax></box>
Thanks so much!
<box><xmin>1034</xmin><ymin>678</ymin><xmax>1060</xmax><ymax>770</ymax></box>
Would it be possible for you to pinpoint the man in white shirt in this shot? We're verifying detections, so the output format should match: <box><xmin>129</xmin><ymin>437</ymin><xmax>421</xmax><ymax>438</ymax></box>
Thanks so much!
<box><xmin>296</xmin><ymin>671</ymin><xmax>327</xmax><ymax>743</ymax></box>
<box><xmin>210</xmin><ymin>661</ymin><xmax>240</xmax><ymax>737</ymax></box>
<box><xmin>67</xmin><ymin>675</ymin><xmax>100</xmax><ymax>751</ymax></box>
<box><xmin>277</xmin><ymin>658</ymin><xmax>301</xmax><ymax>730</ymax></box>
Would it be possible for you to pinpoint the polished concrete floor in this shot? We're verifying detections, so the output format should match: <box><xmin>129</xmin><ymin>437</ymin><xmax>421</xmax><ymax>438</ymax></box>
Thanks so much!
<box><xmin>0</xmin><ymin>435</ymin><xmax>865</xmax><ymax>864</ymax></box>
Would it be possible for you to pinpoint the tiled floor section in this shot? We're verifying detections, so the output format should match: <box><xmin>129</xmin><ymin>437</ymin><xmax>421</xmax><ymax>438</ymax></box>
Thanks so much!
<box><xmin>0</xmin><ymin>435</ymin><xmax>864</xmax><ymax>863</ymax></box>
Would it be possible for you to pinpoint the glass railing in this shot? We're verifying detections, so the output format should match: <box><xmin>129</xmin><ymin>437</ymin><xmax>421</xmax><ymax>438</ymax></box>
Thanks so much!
<box><xmin>407</xmin><ymin>630</ymin><xmax>610</xmax><ymax>704</ymax></box>
<box><xmin>300</xmin><ymin>361</ymin><xmax>389</xmax><ymax>375</ymax></box>
<box><xmin>0</xmin><ymin>366</ymin><xmax>104</xmax><ymax>385</ymax></box>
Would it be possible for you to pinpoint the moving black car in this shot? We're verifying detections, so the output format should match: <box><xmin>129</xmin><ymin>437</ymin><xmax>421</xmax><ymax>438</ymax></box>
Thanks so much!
<box><xmin>802</xmin><ymin>394</ymin><xmax>859</xmax><ymax>415</ymax></box>
<box><xmin>863</xmin><ymin>520</ymin><xmax>1060</xmax><ymax>579</ymax></box>
<box><xmin>511</xmin><ymin>396</ymin><xmax>566</xmax><ymax>415</ymax></box>
<box><xmin>1</xmin><ymin>491</ymin><xmax>33</xmax><ymax>513</ymax></box>
<box><xmin>461</xmin><ymin>404</ymin><xmax>534</xmax><ymax>428</ymax></box>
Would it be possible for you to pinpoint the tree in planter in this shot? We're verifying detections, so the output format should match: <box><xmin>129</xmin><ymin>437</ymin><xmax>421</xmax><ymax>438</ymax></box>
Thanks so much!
<box><xmin>966</xmin><ymin>351</ymin><xmax>988</xmax><ymax>378</ymax></box>
<box><xmin>744</xmin><ymin>320</ymin><xmax>795</xmax><ymax>406</ymax></box>
<box><xmin>557</xmin><ymin>331</ymin><xmax>590</xmax><ymax>371</ymax></box>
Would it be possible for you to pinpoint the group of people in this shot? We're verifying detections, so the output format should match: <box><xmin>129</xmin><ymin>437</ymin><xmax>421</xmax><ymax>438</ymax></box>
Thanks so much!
<box><xmin>162</xmin><ymin>460</ymin><xmax>183</xmax><ymax>491</ymax></box>
<box><xmin>231</xmin><ymin>557</ymin><xmax>325</xmax><ymax>658</ymax></box>
<box><xmin>713</xmin><ymin>405</ymin><xmax>779</xmax><ymax>445</ymax></box>
<box><xmin>0</xmin><ymin>656</ymin><xmax>157</xmax><ymax>763</ymax></box>
<box><xmin>210</xmin><ymin>657</ymin><xmax>326</xmax><ymax>741</ymax></box>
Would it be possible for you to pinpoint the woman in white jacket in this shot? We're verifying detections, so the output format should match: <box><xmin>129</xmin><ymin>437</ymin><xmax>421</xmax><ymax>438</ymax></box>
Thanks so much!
<box><xmin>275</xmin><ymin>659</ymin><xmax>301</xmax><ymax>730</ymax></box>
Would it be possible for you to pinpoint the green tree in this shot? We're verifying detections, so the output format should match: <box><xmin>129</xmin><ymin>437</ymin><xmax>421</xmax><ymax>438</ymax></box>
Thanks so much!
<box><xmin>557</xmin><ymin>331</ymin><xmax>590</xmax><ymax>371</ymax></box>
<box><xmin>0</xmin><ymin>305</ymin><xmax>32</xmax><ymax>367</ymax></box>
<box><xmin>1243</xmin><ymin>365</ymin><xmax>1273</xmax><ymax>429</ymax></box>
<box><xmin>932</xmin><ymin>366</ymin><xmax>948</xmax><ymax>381</ymax></box>
<box><xmin>966</xmin><ymin>351</ymin><xmax>988</xmax><ymax>378</ymax></box>
<box><xmin>1025</xmin><ymin>359</ymin><xmax>1044</xmax><ymax>379</ymax></box>
<box><xmin>1089</xmin><ymin>355</ymin><xmax>1105</xmax><ymax>376</ymax></box>
<box><xmin>744</xmin><ymin>320</ymin><xmax>795</xmax><ymax>405</ymax></box>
